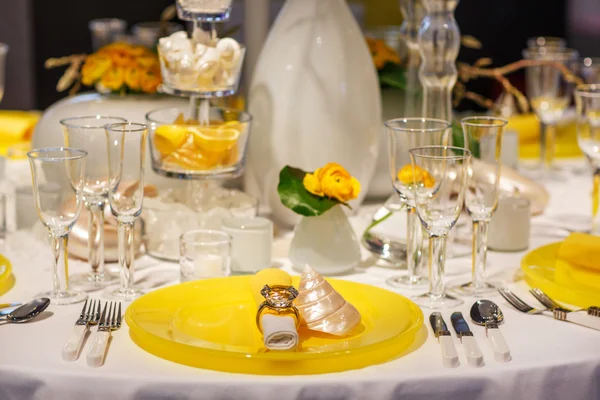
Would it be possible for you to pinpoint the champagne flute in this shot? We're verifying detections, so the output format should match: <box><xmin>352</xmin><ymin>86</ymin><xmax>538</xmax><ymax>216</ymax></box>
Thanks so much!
<box><xmin>28</xmin><ymin>148</ymin><xmax>88</xmax><ymax>305</ymax></box>
<box><xmin>103</xmin><ymin>122</ymin><xmax>147</xmax><ymax>300</ymax></box>
<box><xmin>522</xmin><ymin>46</ymin><xmax>579</xmax><ymax>178</ymax></box>
<box><xmin>61</xmin><ymin>116</ymin><xmax>126</xmax><ymax>288</ymax></box>
<box><xmin>410</xmin><ymin>146</ymin><xmax>471</xmax><ymax>308</ymax></box>
<box><xmin>575</xmin><ymin>84</ymin><xmax>600</xmax><ymax>235</ymax></box>
<box><xmin>386</xmin><ymin>118</ymin><xmax>453</xmax><ymax>288</ymax></box>
<box><xmin>456</xmin><ymin>116</ymin><xmax>507</xmax><ymax>296</ymax></box>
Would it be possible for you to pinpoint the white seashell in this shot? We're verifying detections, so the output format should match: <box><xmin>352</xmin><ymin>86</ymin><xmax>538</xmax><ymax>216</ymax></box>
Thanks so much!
<box><xmin>294</xmin><ymin>265</ymin><xmax>361</xmax><ymax>336</ymax></box>
<box><xmin>216</xmin><ymin>38</ymin><xmax>241</xmax><ymax>69</ymax></box>
<box><xmin>195</xmin><ymin>47</ymin><xmax>221</xmax><ymax>80</ymax></box>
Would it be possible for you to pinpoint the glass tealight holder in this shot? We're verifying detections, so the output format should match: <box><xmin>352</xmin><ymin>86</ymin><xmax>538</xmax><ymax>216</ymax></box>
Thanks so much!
<box><xmin>180</xmin><ymin>229</ymin><xmax>231</xmax><ymax>281</ymax></box>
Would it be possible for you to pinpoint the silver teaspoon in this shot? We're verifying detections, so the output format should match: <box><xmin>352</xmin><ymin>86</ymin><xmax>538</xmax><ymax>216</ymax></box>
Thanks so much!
<box><xmin>0</xmin><ymin>298</ymin><xmax>50</xmax><ymax>324</ymax></box>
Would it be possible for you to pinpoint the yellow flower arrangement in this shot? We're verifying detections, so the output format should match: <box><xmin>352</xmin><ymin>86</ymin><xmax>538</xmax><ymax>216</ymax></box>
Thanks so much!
<box><xmin>397</xmin><ymin>164</ymin><xmax>435</xmax><ymax>188</ymax></box>
<box><xmin>303</xmin><ymin>163</ymin><xmax>361</xmax><ymax>203</ymax></box>
<box><xmin>366</xmin><ymin>37</ymin><xmax>401</xmax><ymax>70</ymax></box>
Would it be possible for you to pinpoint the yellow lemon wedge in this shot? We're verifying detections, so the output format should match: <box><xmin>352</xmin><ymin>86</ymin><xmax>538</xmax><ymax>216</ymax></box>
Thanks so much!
<box><xmin>191</xmin><ymin>125</ymin><xmax>240</xmax><ymax>153</ymax></box>
<box><xmin>154</xmin><ymin>125</ymin><xmax>190</xmax><ymax>157</ymax></box>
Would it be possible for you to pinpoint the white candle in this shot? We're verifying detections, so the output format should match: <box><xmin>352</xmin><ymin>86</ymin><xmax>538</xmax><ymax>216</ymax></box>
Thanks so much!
<box><xmin>194</xmin><ymin>254</ymin><xmax>225</xmax><ymax>278</ymax></box>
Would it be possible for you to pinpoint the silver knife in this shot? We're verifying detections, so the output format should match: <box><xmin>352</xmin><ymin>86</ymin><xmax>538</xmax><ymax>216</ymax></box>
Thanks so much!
<box><xmin>451</xmin><ymin>312</ymin><xmax>484</xmax><ymax>367</ymax></box>
<box><xmin>429</xmin><ymin>312</ymin><xmax>459</xmax><ymax>368</ymax></box>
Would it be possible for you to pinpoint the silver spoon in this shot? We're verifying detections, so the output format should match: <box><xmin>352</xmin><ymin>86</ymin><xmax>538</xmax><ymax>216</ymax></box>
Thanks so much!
<box><xmin>470</xmin><ymin>300</ymin><xmax>511</xmax><ymax>363</ymax></box>
<box><xmin>0</xmin><ymin>298</ymin><xmax>51</xmax><ymax>324</ymax></box>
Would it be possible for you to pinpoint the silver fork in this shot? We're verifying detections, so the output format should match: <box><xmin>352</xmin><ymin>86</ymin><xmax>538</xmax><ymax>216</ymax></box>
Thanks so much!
<box><xmin>499</xmin><ymin>289</ymin><xmax>600</xmax><ymax>331</ymax></box>
<box><xmin>87</xmin><ymin>301</ymin><xmax>122</xmax><ymax>367</ymax></box>
<box><xmin>529</xmin><ymin>288</ymin><xmax>600</xmax><ymax>317</ymax></box>
<box><xmin>62</xmin><ymin>299</ymin><xmax>101</xmax><ymax>361</ymax></box>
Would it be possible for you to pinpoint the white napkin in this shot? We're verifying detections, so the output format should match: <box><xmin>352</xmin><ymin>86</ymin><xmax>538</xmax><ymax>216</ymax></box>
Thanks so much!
<box><xmin>260</xmin><ymin>314</ymin><xmax>298</xmax><ymax>351</ymax></box>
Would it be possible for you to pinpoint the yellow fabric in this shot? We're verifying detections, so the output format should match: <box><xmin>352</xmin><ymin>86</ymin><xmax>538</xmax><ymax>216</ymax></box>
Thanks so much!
<box><xmin>249</xmin><ymin>268</ymin><xmax>292</xmax><ymax>306</ymax></box>
<box><xmin>555</xmin><ymin>233</ymin><xmax>600</xmax><ymax>290</ymax></box>
<box><xmin>0</xmin><ymin>110</ymin><xmax>39</xmax><ymax>156</ymax></box>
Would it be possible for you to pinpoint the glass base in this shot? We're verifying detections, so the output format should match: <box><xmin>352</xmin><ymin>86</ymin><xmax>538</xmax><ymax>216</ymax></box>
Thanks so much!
<box><xmin>34</xmin><ymin>290</ymin><xmax>87</xmax><ymax>306</ymax></box>
<box><xmin>412</xmin><ymin>292</ymin><xmax>463</xmax><ymax>309</ymax></box>
<box><xmin>103</xmin><ymin>287</ymin><xmax>144</xmax><ymax>301</ymax></box>
<box><xmin>454</xmin><ymin>281</ymin><xmax>497</xmax><ymax>297</ymax></box>
<box><xmin>386</xmin><ymin>275</ymin><xmax>428</xmax><ymax>289</ymax></box>
<box><xmin>69</xmin><ymin>272</ymin><xmax>119</xmax><ymax>290</ymax></box>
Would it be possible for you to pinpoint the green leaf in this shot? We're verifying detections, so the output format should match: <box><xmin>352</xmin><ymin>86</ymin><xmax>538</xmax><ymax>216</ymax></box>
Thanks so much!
<box><xmin>277</xmin><ymin>166</ymin><xmax>340</xmax><ymax>217</ymax></box>
<box><xmin>378</xmin><ymin>63</ymin><xmax>407</xmax><ymax>90</ymax></box>
<box><xmin>452</xmin><ymin>120</ymin><xmax>480</xmax><ymax>158</ymax></box>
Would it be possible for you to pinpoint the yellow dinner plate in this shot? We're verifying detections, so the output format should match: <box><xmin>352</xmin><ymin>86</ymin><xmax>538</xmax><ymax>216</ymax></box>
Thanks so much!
<box><xmin>521</xmin><ymin>242</ymin><xmax>600</xmax><ymax>308</ymax></box>
<box><xmin>126</xmin><ymin>276</ymin><xmax>424</xmax><ymax>375</ymax></box>
<box><xmin>0</xmin><ymin>254</ymin><xmax>15</xmax><ymax>296</ymax></box>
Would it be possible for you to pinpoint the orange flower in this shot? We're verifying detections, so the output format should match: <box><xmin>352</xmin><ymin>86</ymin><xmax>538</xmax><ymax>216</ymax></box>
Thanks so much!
<box><xmin>365</xmin><ymin>37</ymin><xmax>401</xmax><ymax>70</ymax></box>
<box><xmin>124</xmin><ymin>66</ymin><xmax>141</xmax><ymax>91</ymax></box>
<box><xmin>81</xmin><ymin>54</ymin><xmax>112</xmax><ymax>86</ymax></box>
<box><xmin>139</xmin><ymin>68</ymin><xmax>161</xmax><ymax>93</ymax></box>
<box><xmin>304</xmin><ymin>162</ymin><xmax>361</xmax><ymax>203</ymax></box>
<box><xmin>101</xmin><ymin>66</ymin><xmax>125</xmax><ymax>91</ymax></box>
<box><xmin>137</xmin><ymin>55</ymin><xmax>160</xmax><ymax>71</ymax></box>
<box><xmin>397</xmin><ymin>165</ymin><xmax>435</xmax><ymax>188</ymax></box>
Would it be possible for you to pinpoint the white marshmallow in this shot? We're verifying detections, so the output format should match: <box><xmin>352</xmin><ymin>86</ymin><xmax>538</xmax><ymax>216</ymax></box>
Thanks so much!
<box><xmin>195</xmin><ymin>47</ymin><xmax>222</xmax><ymax>80</ymax></box>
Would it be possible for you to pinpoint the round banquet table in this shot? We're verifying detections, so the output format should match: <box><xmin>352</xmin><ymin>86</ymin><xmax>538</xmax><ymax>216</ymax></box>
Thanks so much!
<box><xmin>1</xmin><ymin>160</ymin><xmax>600</xmax><ymax>400</ymax></box>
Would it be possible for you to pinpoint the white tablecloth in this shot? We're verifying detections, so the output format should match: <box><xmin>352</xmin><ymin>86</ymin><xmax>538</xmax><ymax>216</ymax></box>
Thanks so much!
<box><xmin>1</xmin><ymin>163</ymin><xmax>600</xmax><ymax>400</ymax></box>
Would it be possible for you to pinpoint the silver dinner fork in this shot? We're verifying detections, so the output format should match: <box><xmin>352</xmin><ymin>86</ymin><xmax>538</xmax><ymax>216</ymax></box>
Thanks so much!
<box><xmin>498</xmin><ymin>289</ymin><xmax>600</xmax><ymax>331</ymax></box>
<box><xmin>62</xmin><ymin>299</ymin><xmax>101</xmax><ymax>361</ymax></box>
<box><xmin>87</xmin><ymin>301</ymin><xmax>122</xmax><ymax>367</ymax></box>
<box><xmin>529</xmin><ymin>288</ymin><xmax>600</xmax><ymax>317</ymax></box>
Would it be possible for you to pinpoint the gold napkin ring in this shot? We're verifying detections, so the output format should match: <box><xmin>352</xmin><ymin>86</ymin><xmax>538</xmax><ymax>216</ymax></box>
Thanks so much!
<box><xmin>256</xmin><ymin>285</ymin><xmax>300</xmax><ymax>332</ymax></box>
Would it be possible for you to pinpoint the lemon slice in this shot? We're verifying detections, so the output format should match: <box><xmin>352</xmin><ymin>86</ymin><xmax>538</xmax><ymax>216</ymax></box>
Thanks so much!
<box><xmin>191</xmin><ymin>125</ymin><xmax>240</xmax><ymax>152</ymax></box>
<box><xmin>154</xmin><ymin>125</ymin><xmax>190</xmax><ymax>157</ymax></box>
<box><xmin>166</xmin><ymin>147</ymin><xmax>227</xmax><ymax>170</ymax></box>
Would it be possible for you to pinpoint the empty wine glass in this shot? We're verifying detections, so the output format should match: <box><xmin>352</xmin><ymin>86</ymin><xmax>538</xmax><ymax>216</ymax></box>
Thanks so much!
<box><xmin>456</xmin><ymin>116</ymin><xmax>507</xmax><ymax>296</ymax></box>
<box><xmin>522</xmin><ymin>47</ymin><xmax>579</xmax><ymax>178</ymax></box>
<box><xmin>575</xmin><ymin>84</ymin><xmax>600</xmax><ymax>234</ymax></box>
<box><xmin>61</xmin><ymin>116</ymin><xmax>126</xmax><ymax>289</ymax></box>
<box><xmin>103</xmin><ymin>122</ymin><xmax>147</xmax><ymax>300</ymax></box>
<box><xmin>410</xmin><ymin>146</ymin><xmax>471</xmax><ymax>308</ymax></box>
<box><xmin>386</xmin><ymin>118</ymin><xmax>453</xmax><ymax>289</ymax></box>
<box><xmin>28</xmin><ymin>148</ymin><xmax>88</xmax><ymax>305</ymax></box>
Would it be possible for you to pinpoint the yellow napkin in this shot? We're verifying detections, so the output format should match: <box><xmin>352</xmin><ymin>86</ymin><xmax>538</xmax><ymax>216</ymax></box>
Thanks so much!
<box><xmin>556</xmin><ymin>233</ymin><xmax>600</xmax><ymax>289</ymax></box>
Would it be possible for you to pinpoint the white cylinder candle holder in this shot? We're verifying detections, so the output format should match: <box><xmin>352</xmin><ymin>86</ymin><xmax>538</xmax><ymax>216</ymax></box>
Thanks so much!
<box><xmin>222</xmin><ymin>217</ymin><xmax>273</xmax><ymax>274</ymax></box>
<box><xmin>488</xmin><ymin>196</ymin><xmax>531</xmax><ymax>252</ymax></box>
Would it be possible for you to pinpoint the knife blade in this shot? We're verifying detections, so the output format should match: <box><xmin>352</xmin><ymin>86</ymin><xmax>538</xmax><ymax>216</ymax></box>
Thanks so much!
<box><xmin>451</xmin><ymin>312</ymin><xmax>484</xmax><ymax>367</ymax></box>
<box><xmin>429</xmin><ymin>312</ymin><xmax>459</xmax><ymax>368</ymax></box>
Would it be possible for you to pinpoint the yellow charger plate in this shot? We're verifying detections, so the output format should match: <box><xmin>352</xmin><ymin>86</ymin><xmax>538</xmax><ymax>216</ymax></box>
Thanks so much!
<box><xmin>521</xmin><ymin>242</ymin><xmax>600</xmax><ymax>308</ymax></box>
<box><xmin>0</xmin><ymin>254</ymin><xmax>15</xmax><ymax>296</ymax></box>
<box><xmin>126</xmin><ymin>276</ymin><xmax>424</xmax><ymax>375</ymax></box>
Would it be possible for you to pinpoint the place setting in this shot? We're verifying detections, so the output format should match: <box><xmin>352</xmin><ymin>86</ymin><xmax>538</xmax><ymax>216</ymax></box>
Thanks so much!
<box><xmin>1</xmin><ymin>0</ymin><xmax>600</xmax><ymax>398</ymax></box>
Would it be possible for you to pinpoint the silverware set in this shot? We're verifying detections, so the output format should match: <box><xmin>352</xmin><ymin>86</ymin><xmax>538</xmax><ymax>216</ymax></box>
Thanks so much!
<box><xmin>429</xmin><ymin>299</ymin><xmax>511</xmax><ymax>368</ymax></box>
<box><xmin>499</xmin><ymin>288</ymin><xmax>600</xmax><ymax>331</ymax></box>
<box><xmin>61</xmin><ymin>299</ymin><xmax>122</xmax><ymax>367</ymax></box>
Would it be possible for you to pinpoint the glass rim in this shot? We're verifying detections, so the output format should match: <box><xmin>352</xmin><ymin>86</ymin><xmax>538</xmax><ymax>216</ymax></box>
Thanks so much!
<box><xmin>384</xmin><ymin>117</ymin><xmax>451</xmax><ymax>133</ymax></box>
<box><xmin>180</xmin><ymin>229</ymin><xmax>231</xmax><ymax>246</ymax></box>
<box><xmin>145</xmin><ymin>106</ymin><xmax>252</xmax><ymax>125</ymax></box>
<box><xmin>526</xmin><ymin>36</ymin><xmax>567</xmax><ymax>46</ymax></box>
<box><xmin>60</xmin><ymin>115</ymin><xmax>127</xmax><ymax>129</ymax></box>
<box><xmin>575</xmin><ymin>84</ymin><xmax>600</xmax><ymax>97</ymax></box>
<box><xmin>27</xmin><ymin>147</ymin><xmax>88</xmax><ymax>161</ymax></box>
<box><xmin>409</xmin><ymin>145</ymin><xmax>472</xmax><ymax>160</ymax></box>
<box><xmin>522</xmin><ymin>47</ymin><xmax>579</xmax><ymax>60</ymax></box>
<box><xmin>105</xmin><ymin>122</ymin><xmax>148</xmax><ymax>132</ymax></box>
<box><xmin>461</xmin><ymin>116</ymin><xmax>508</xmax><ymax>127</ymax></box>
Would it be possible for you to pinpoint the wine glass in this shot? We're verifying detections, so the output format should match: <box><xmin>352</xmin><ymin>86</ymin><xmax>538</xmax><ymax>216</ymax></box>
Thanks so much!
<box><xmin>575</xmin><ymin>84</ymin><xmax>600</xmax><ymax>235</ymax></box>
<box><xmin>527</xmin><ymin>36</ymin><xmax>567</xmax><ymax>50</ymax></box>
<box><xmin>456</xmin><ymin>116</ymin><xmax>507</xmax><ymax>296</ymax></box>
<box><xmin>522</xmin><ymin>47</ymin><xmax>579</xmax><ymax>178</ymax></box>
<box><xmin>103</xmin><ymin>122</ymin><xmax>147</xmax><ymax>300</ymax></box>
<box><xmin>61</xmin><ymin>116</ymin><xmax>126</xmax><ymax>289</ymax></box>
<box><xmin>28</xmin><ymin>148</ymin><xmax>88</xmax><ymax>305</ymax></box>
<box><xmin>386</xmin><ymin>118</ymin><xmax>453</xmax><ymax>289</ymax></box>
<box><xmin>410</xmin><ymin>146</ymin><xmax>471</xmax><ymax>308</ymax></box>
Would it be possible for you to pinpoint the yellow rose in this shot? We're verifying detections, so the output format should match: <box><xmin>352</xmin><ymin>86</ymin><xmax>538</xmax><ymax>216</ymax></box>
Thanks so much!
<box><xmin>397</xmin><ymin>164</ymin><xmax>435</xmax><ymax>188</ymax></box>
<box><xmin>139</xmin><ymin>68</ymin><xmax>161</xmax><ymax>93</ymax></box>
<box><xmin>101</xmin><ymin>66</ymin><xmax>125</xmax><ymax>91</ymax></box>
<box><xmin>81</xmin><ymin>54</ymin><xmax>112</xmax><ymax>86</ymax></box>
<box><xmin>124</xmin><ymin>66</ymin><xmax>141</xmax><ymax>91</ymax></box>
<box><xmin>137</xmin><ymin>55</ymin><xmax>160</xmax><ymax>70</ymax></box>
<box><xmin>303</xmin><ymin>162</ymin><xmax>361</xmax><ymax>203</ymax></box>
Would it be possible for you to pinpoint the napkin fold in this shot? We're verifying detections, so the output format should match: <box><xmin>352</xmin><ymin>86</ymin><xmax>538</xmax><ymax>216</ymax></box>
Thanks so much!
<box><xmin>260</xmin><ymin>314</ymin><xmax>298</xmax><ymax>351</ymax></box>
<box><xmin>556</xmin><ymin>233</ymin><xmax>600</xmax><ymax>288</ymax></box>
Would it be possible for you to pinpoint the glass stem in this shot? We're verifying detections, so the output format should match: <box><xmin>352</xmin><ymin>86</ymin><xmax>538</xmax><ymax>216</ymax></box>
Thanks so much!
<box><xmin>428</xmin><ymin>234</ymin><xmax>447</xmax><ymax>299</ymax></box>
<box><xmin>117</xmin><ymin>221</ymin><xmax>136</xmax><ymax>294</ymax></box>
<box><xmin>406</xmin><ymin>206</ymin><xmax>423</xmax><ymax>282</ymax></box>
<box><xmin>49</xmin><ymin>232</ymin><xmax>69</xmax><ymax>295</ymax></box>
<box><xmin>540</xmin><ymin>122</ymin><xmax>556</xmax><ymax>169</ymax></box>
<box><xmin>592</xmin><ymin>164</ymin><xmax>600</xmax><ymax>235</ymax></box>
<box><xmin>422</xmin><ymin>86</ymin><xmax>453</xmax><ymax>122</ymax></box>
<box><xmin>471</xmin><ymin>219</ymin><xmax>490</xmax><ymax>290</ymax></box>
<box><xmin>88</xmin><ymin>201</ymin><xmax>105</xmax><ymax>279</ymax></box>
<box><xmin>403</xmin><ymin>49</ymin><xmax>422</xmax><ymax>117</ymax></box>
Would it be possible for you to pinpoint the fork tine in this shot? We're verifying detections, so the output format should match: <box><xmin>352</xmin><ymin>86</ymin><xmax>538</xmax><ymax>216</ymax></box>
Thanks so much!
<box><xmin>506</xmin><ymin>290</ymin><xmax>534</xmax><ymax>311</ymax></box>
<box><xmin>499</xmin><ymin>289</ymin><xmax>531</xmax><ymax>312</ymax></box>
<box><xmin>99</xmin><ymin>302</ymin><xmax>108</xmax><ymax>326</ymax></box>
<box><xmin>96</xmin><ymin>300</ymin><xmax>102</xmax><ymax>322</ymax></box>
<box><xmin>79</xmin><ymin>299</ymin><xmax>88</xmax><ymax>320</ymax></box>
<box><xmin>498</xmin><ymin>289</ymin><xmax>524</xmax><ymax>311</ymax></box>
<box><xmin>117</xmin><ymin>303</ymin><xmax>122</xmax><ymax>328</ymax></box>
<box><xmin>529</xmin><ymin>289</ymin><xmax>553</xmax><ymax>309</ymax></box>
<box><xmin>86</xmin><ymin>299</ymin><xmax>95</xmax><ymax>322</ymax></box>
<box><xmin>111</xmin><ymin>302</ymin><xmax>117</xmax><ymax>328</ymax></box>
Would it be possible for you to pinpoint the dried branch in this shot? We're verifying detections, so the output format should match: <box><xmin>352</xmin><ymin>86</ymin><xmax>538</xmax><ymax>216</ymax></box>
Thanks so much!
<box><xmin>45</xmin><ymin>54</ymin><xmax>86</xmax><ymax>69</ymax></box>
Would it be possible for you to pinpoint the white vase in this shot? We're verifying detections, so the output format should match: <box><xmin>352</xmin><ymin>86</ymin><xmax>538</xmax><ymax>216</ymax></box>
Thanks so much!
<box><xmin>246</xmin><ymin>0</ymin><xmax>381</xmax><ymax>227</ymax></box>
<box><xmin>289</xmin><ymin>205</ymin><xmax>361</xmax><ymax>276</ymax></box>
<box><xmin>31</xmin><ymin>92</ymin><xmax>187</xmax><ymax>189</ymax></box>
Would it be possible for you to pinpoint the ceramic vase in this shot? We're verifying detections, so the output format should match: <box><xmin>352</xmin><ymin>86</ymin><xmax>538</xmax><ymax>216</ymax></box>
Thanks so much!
<box><xmin>289</xmin><ymin>205</ymin><xmax>361</xmax><ymax>275</ymax></box>
<box><xmin>246</xmin><ymin>0</ymin><xmax>381</xmax><ymax>227</ymax></box>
